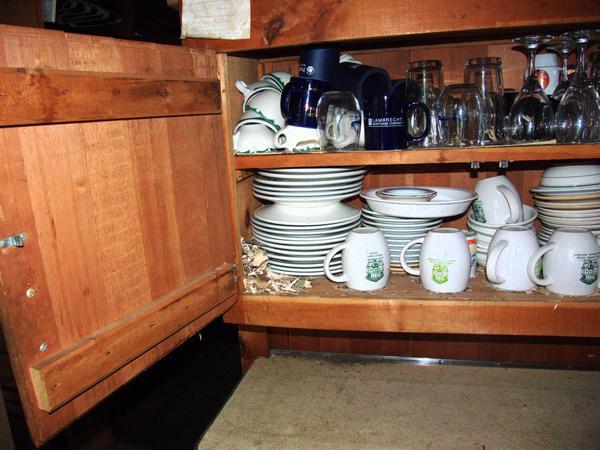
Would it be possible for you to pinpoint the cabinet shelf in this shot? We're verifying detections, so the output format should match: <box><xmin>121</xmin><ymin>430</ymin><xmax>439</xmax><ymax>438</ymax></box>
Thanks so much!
<box><xmin>234</xmin><ymin>143</ymin><xmax>600</xmax><ymax>169</ymax></box>
<box><xmin>225</xmin><ymin>274</ymin><xmax>600</xmax><ymax>337</ymax></box>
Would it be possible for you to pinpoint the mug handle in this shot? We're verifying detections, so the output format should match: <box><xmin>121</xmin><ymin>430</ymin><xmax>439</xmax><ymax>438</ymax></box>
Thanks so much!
<box><xmin>400</xmin><ymin>237</ymin><xmax>424</xmax><ymax>276</ymax></box>
<box><xmin>274</xmin><ymin>129</ymin><xmax>288</xmax><ymax>149</ymax></box>
<box><xmin>486</xmin><ymin>239</ymin><xmax>508</xmax><ymax>284</ymax></box>
<box><xmin>280</xmin><ymin>83</ymin><xmax>293</xmax><ymax>120</ymax></box>
<box><xmin>323</xmin><ymin>243</ymin><xmax>348</xmax><ymax>283</ymax></box>
<box><xmin>527</xmin><ymin>243</ymin><xmax>556</xmax><ymax>287</ymax></box>
<box><xmin>406</xmin><ymin>101</ymin><xmax>431</xmax><ymax>143</ymax></box>
<box><xmin>497</xmin><ymin>184</ymin><xmax>522</xmax><ymax>223</ymax></box>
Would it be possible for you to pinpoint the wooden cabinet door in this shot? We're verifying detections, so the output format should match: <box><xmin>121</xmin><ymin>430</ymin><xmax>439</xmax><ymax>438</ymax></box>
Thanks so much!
<box><xmin>0</xmin><ymin>26</ymin><xmax>237</xmax><ymax>445</ymax></box>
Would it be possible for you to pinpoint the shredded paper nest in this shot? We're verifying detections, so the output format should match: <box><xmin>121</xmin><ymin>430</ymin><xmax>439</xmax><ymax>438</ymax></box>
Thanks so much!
<box><xmin>242</xmin><ymin>239</ymin><xmax>312</xmax><ymax>295</ymax></box>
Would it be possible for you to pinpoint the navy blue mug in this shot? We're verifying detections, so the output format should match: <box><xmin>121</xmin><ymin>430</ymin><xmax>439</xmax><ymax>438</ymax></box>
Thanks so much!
<box><xmin>281</xmin><ymin>76</ymin><xmax>331</xmax><ymax>128</ymax></box>
<box><xmin>363</xmin><ymin>95</ymin><xmax>431</xmax><ymax>150</ymax></box>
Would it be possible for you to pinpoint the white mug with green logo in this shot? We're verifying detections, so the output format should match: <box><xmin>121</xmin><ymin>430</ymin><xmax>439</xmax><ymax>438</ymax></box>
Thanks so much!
<box><xmin>473</xmin><ymin>175</ymin><xmax>523</xmax><ymax>224</ymax></box>
<box><xmin>323</xmin><ymin>227</ymin><xmax>390</xmax><ymax>291</ymax></box>
<box><xmin>400</xmin><ymin>228</ymin><xmax>471</xmax><ymax>293</ymax></box>
<box><xmin>527</xmin><ymin>228</ymin><xmax>600</xmax><ymax>296</ymax></box>
<box><xmin>486</xmin><ymin>225</ymin><xmax>540</xmax><ymax>291</ymax></box>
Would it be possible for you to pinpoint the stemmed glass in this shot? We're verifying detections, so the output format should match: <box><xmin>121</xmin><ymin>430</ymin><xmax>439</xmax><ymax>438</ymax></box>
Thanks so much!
<box><xmin>555</xmin><ymin>30</ymin><xmax>600</xmax><ymax>143</ymax></box>
<box><xmin>508</xmin><ymin>35</ymin><xmax>556</xmax><ymax>142</ymax></box>
<box><xmin>547</xmin><ymin>36</ymin><xmax>576</xmax><ymax>103</ymax></box>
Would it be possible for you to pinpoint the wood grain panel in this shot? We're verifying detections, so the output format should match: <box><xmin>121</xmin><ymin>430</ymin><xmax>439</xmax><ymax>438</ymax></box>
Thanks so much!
<box><xmin>0</xmin><ymin>68</ymin><xmax>220</xmax><ymax>126</ymax></box>
<box><xmin>30</xmin><ymin>264</ymin><xmax>235</xmax><ymax>413</ymax></box>
<box><xmin>186</xmin><ymin>0</ymin><xmax>600</xmax><ymax>52</ymax></box>
<box><xmin>0</xmin><ymin>25</ymin><xmax>236</xmax><ymax>446</ymax></box>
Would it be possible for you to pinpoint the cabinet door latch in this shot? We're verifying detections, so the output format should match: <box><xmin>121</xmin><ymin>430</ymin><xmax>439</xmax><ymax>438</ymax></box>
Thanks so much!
<box><xmin>0</xmin><ymin>232</ymin><xmax>27</xmax><ymax>249</ymax></box>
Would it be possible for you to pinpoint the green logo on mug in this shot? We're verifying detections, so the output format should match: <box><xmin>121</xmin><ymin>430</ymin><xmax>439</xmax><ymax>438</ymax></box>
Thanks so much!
<box><xmin>472</xmin><ymin>200</ymin><xmax>486</xmax><ymax>223</ymax></box>
<box><xmin>366</xmin><ymin>253</ymin><xmax>384</xmax><ymax>282</ymax></box>
<box><xmin>431</xmin><ymin>260</ymin><xmax>450</xmax><ymax>284</ymax></box>
<box><xmin>580</xmin><ymin>254</ymin><xmax>599</xmax><ymax>285</ymax></box>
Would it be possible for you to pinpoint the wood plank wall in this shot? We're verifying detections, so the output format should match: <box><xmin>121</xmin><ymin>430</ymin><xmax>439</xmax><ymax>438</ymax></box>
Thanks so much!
<box><xmin>236</xmin><ymin>41</ymin><xmax>600</xmax><ymax>367</ymax></box>
<box><xmin>0</xmin><ymin>25</ymin><xmax>235</xmax><ymax>445</ymax></box>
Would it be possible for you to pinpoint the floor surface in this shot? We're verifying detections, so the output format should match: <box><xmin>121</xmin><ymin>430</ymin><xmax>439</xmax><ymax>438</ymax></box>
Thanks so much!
<box><xmin>198</xmin><ymin>352</ymin><xmax>600</xmax><ymax>449</ymax></box>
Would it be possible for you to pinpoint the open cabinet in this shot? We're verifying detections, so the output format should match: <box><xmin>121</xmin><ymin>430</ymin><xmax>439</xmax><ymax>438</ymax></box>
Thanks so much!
<box><xmin>0</xmin><ymin>0</ymin><xmax>600</xmax><ymax>446</ymax></box>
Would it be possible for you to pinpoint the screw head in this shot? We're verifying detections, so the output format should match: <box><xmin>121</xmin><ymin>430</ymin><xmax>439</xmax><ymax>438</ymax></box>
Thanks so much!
<box><xmin>39</xmin><ymin>343</ymin><xmax>48</xmax><ymax>352</ymax></box>
<box><xmin>25</xmin><ymin>288</ymin><xmax>35</xmax><ymax>298</ymax></box>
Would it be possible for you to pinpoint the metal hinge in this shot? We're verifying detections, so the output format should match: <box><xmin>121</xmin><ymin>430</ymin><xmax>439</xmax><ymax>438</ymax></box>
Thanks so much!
<box><xmin>0</xmin><ymin>232</ymin><xmax>27</xmax><ymax>249</ymax></box>
<box><xmin>232</xmin><ymin>264</ymin><xmax>238</xmax><ymax>282</ymax></box>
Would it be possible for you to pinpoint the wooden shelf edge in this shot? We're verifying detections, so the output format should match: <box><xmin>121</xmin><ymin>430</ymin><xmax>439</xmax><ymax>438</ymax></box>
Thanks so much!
<box><xmin>224</xmin><ymin>294</ymin><xmax>600</xmax><ymax>338</ymax></box>
<box><xmin>234</xmin><ymin>144</ymin><xmax>600</xmax><ymax>169</ymax></box>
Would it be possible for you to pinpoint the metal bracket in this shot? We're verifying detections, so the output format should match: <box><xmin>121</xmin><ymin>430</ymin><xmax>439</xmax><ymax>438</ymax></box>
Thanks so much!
<box><xmin>0</xmin><ymin>232</ymin><xmax>26</xmax><ymax>249</ymax></box>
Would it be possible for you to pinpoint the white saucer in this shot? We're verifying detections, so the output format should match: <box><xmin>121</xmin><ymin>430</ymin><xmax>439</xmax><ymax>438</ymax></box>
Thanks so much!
<box><xmin>253</xmin><ymin>203</ymin><xmax>360</xmax><ymax>225</ymax></box>
<box><xmin>255</xmin><ymin>173</ymin><xmax>365</xmax><ymax>187</ymax></box>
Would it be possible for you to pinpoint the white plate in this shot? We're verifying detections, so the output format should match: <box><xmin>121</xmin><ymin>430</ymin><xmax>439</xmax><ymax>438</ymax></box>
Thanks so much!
<box><xmin>267</xmin><ymin>253</ymin><xmax>340</xmax><ymax>263</ymax></box>
<box><xmin>536</xmin><ymin>207</ymin><xmax>600</xmax><ymax>219</ymax></box>
<box><xmin>538</xmin><ymin>220</ymin><xmax>600</xmax><ymax>230</ymax></box>
<box><xmin>254</xmin><ymin>179</ymin><xmax>364</xmax><ymax>193</ymax></box>
<box><xmin>361</xmin><ymin>220</ymin><xmax>442</xmax><ymax>233</ymax></box>
<box><xmin>254</xmin><ymin>191</ymin><xmax>361</xmax><ymax>206</ymax></box>
<box><xmin>253</xmin><ymin>184</ymin><xmax>362</xmax><ymax>197</ymax></box>
<box><xmin>361</xmin><ymin>206</ymin><xmax>441</xmax><ymax>223</ymax></box>
<box><xmin>250</xmin><ymin>240</ymin><xmax>340</xmax><ymax>251</ymax></box>
<box><xmin>530</xmin><ymin>185</ymin><xmax>600</xmax><ymax>196</ymax></box>
<box><xmin>259</xmin><ymin>245</ymin><xmax>335</xmax><ymax>257</ymax></box>
<box><xmin>252</xmin><ymin>229</ymin><xmax>350</xmax><ymax>244</ymax></box>
<box><xmin>532</xmin><ymin>192</ymin><xmax>600</xmax><ymax>202</ymax></box>
<box><xmin>268</xmin><ymin>257</ymin><xmax>341</xmax><ymax>268</ymax></box>
<box><xmin>534</xmin><ymin>199</ymin><xmax>600</xmax><ymax>210</ymax></box>
<box><xmin>253</xmin><ymin>203</ymin><xmax>360</xmax><ymax>225</ymax></box>
<box><xmin>268</xmin><ymin>267</ymin><xmax>340</xmax><ymax>276</ymax></box>
<box><xmin>251</xmin><ymin>219</ymin><xmax>359</xmax><ymax>235</ymax></box>
<box><xmin>258</xmin><ymin>168</ymin><xmax>366</xmax><ymax>180</ymax></box>
<box><xmin>252</xmin><ymin>213</ymin><xmax>359</xmax><ymax>228</ymax></box>
<box><xmin>361</xmin><ymin>186</ymin><xmax>477</xmax><ymax>218</ymax></box>
<box><xmin>255</xmin><ymin>173</ymin><xmax>365</xmax><ymax>187</ymax></box>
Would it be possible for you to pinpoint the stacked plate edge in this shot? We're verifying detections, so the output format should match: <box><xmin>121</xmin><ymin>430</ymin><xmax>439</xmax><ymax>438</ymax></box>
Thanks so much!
<box><xmin>360</xmin><ymin>205</ymin><xmax>442</xmax><ymax>271</ymax></box>
<box><xmin>531</xmin><ymin>165</ymin><xmax>600</xmax><ymax>244</ymax></box>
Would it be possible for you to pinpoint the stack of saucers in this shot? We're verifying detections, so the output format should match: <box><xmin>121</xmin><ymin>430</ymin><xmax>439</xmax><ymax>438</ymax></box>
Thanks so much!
<box><xmin>360</xmin><ymin>206</ymin><xmax>442</xmax><ymax>271</ymax></box>
<box><xmin>531</xmin><ymin>165</ymin><xmax>600</xmax><ymax>244</ymax></box>
<box><xmin>251</xmin><ymin>167</ymin><xmax>366</xmax><ymax>276</ymax></box>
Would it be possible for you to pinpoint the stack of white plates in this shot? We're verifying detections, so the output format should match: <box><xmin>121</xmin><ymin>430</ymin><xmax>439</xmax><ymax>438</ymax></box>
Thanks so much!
<box><xmin>251</xmin><ymin>202</ymin><xmax>361</xmax><ymax>276</ymax></box>
<box><xmin>253</xmin><ymin>167</ymin><xmax>366</xmax><ymax>207</ymax></box>
<box><xmin>360</xmin><ymin>206</ymin><xmax>442</xmax><ymax>270</ymax></box>
<box><xmin>532</xmin><ymin>165</ymin><xmax>600</xmax><ymax>244</ymax></box>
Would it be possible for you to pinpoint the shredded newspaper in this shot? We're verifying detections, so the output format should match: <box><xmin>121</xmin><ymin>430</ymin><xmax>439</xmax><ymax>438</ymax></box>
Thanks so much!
<box><xmin>241</xmin><ymin>239</ymin><xmax>312</xmax><ymax>295</ymax></box>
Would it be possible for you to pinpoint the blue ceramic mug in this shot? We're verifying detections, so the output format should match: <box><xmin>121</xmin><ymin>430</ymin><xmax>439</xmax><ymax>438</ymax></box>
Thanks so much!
<box><xmin>281</xmin><ymin>76</ymin><xmax>331</xmax><ymax>129</ymax></box>
<box><xmin>363</xmin><ymin>95</ymin><xmax>430</xmax><ymax>149</ymax></box>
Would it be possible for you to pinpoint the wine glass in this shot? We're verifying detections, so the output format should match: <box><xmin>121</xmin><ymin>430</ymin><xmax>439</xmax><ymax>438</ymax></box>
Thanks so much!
<box><xmin>590</xmin><ymin>51</ymin><xmax>600</xmax><ymax>92</ymax></box>
<box><xmin>555</xmin><ymin>30</ymin><xmax>600</xmax><ymax>143</ymax></box>
<box><xmin>547</xmin><ymin>36</ymin><xmax>576</xmax><ymax>103</ymax></box>
<box><xmin>508</xmin><ymin>35</ymin><xmax>556</xmax><ymax>142</ymax></box>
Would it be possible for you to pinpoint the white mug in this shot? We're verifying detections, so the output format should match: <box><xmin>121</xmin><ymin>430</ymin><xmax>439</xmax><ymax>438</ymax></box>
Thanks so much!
<box><xmin>472</xmin><ymin>175</ymin><xmax>524</xmax><ymax>224</ymax></box>
<box><xmin>232</xmin><ymin>118</ymin><xmax>278</xmax><ymax>154</ymax></box>
<box><xmin>527</xmin><ymin>228</ymin><xmax>600</xmax><ymax>296</ymax></box>
<box><xmin>243</xmin><ymin>89</ymin><xmax>285</xmax><ymax>130</ymax></box>
<box><xmin>400</xmin><ymin>228</ymin><xmax>471</xmax><ymax>293</ymax></box>
<box><xmin>324</xmin><ymin>227</ymin><xmax>390</xmax><ymax>291</ymax></box>
<box><xmin>274</xmin><ymin>125</ymin><xmax>320</xmax><ymax>152</ymax></box>
<box><xmin>486</xmin><ymin>225</ymin><xmax>540</xmax><ymax>291</ymax></box>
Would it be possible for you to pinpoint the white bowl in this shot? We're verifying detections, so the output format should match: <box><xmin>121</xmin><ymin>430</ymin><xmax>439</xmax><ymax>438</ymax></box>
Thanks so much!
<box><xmin>375</xmin><ymin>187</ymin><xmax>437</xmax><ymax>202</ymax></box>
<box><xmin>467</xmin><ymin>205</ymin><xmax>537</xmax><ymax>229</ymax></box>
<box><xmin>542</xmin><ymin>164</ymin><xmax>600</xmax><ymax>179</ymax></box>
<box><xmin>361</xmin><ymin>186</ymin><xmax>477</xmax><ymax>218</ymax></box>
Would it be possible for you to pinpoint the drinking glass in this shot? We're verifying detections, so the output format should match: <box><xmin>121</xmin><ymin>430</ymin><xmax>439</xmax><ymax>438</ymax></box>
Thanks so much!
<box><xmin>547</xmin><ymin>36</ymin><xmax>576</xmax><ymax>103</ymax></box>
<box><xmin>406</xmin><ymin>60</ymin><xmax>444</xmax><ymax>147</ymax></box>
<box><xmin>436</xmin><ymin>84</ymin><xmax>485</xmax><ymax>146</ymax></box>
<box><xmin>464</xmin><ymin>57</ymin><xmax>505</xmax><ymax>144</ymax></box>
<box><xmin>508</xmin><ymin>35</ymin><xmax>556</xmax><ymax>142</ymax></box>
<box><xmin>555</xmin><ymin>30</ymin><xmax>600</xmax><ymax>143</ymax></box>
<box><xmin>590</xmin><ymin>51</ymin><xmax>600</xmax><ymax>92</ymax></box>
<box><xmin>316</xmin><ymin>91</ymin><xmax>361</xmax><ymax>151</ymax></box>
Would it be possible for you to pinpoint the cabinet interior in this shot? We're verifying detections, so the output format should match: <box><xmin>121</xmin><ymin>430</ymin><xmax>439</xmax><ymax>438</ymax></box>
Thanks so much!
<box><xmin>220</xmin><ymin>36</ymin><xmax>600</xmax><ymax>366</ymax></box>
